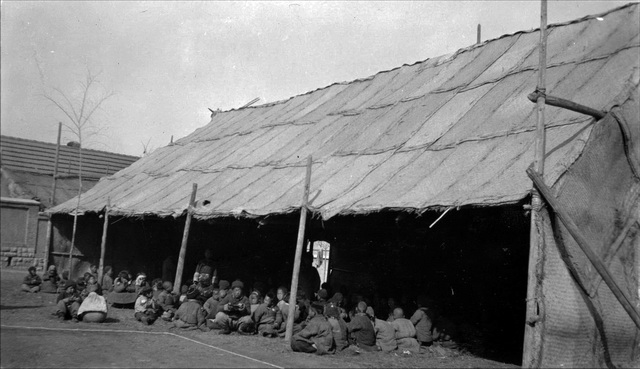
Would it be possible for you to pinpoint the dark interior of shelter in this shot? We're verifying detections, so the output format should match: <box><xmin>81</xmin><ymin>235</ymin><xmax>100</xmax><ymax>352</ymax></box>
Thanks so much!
<box><xmin>52</xmin><ymin>202</ymin><xmax>530</xmax><ymax>364</ymax></box>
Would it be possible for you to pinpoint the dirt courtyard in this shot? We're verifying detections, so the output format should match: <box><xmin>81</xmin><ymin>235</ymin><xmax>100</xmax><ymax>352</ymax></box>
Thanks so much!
<box><xmin>1</xmin><ymin>269</ymin><xmax>519</xmax><ymax>368</ymax></box>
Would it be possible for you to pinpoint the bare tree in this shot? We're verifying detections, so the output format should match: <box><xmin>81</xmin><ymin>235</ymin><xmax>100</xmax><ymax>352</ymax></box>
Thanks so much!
<box><xmin>43</xmin><ymin>69</ymin><xmax>114</xmax><ymax>274</ymax></box>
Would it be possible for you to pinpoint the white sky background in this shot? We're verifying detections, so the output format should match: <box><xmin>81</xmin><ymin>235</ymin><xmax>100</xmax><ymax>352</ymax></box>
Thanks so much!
<box><xmin>1</xmin><ymin>1</ymin><xmax>633</xmax><ymax>156</ymax></box>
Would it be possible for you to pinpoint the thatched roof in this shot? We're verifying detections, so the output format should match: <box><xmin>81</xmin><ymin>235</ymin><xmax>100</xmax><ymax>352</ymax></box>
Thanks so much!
<box><xmin>50</xmin><ymin>3</ymin><xmax>639</xmax><ymax>220</ymax></box>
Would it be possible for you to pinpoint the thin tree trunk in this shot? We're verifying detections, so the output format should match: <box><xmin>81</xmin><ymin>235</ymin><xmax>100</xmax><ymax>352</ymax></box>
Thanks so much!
<box><xmin>68</xmin><ymin>135</ymin><xmax>83</xmax><ymax>276</ymax></box>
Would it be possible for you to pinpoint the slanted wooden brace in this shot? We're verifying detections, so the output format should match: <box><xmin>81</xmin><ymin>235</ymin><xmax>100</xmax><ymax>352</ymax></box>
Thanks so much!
<box><xmin>98</xmin><ymin>197</ymin><xmax>110</xmax><ymax>283</ymax></box>
<box><xmin>527</xmin><ymin>166</ymin><xmax>640</xmax><ymax>330</ymax></box>
<box><xmin>174</xmin><ymin>183</ymin><xmax>198</xmax><ymax>294</ymax></box>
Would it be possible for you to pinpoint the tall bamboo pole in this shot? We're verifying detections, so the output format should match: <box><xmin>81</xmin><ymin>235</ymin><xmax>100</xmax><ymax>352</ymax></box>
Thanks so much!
<box><xmin>68</xmin><ymin>133</ymin><xmax>83</xmax><ymax>276</ymax></box>
<box><xmin>44</xmin><ymin>123</ymin><xmax>62</xmax><ymax>270</ymax></box>
<box><xmin>174</xmin><ymin>183</ymin><xmax>198</xmax><ymax>294</ymax></box>
<box><xmin>523</xmin><ymin>0</ymin><xmax>548</xmax><ymax>367</ymax></box>
<box><xmin>50</xmin><ymin>123</ymin><xmax>62</xmax><ymax>208</ymax></box>
<box><xmin>285</xmin><ymin>156</ymin><xmax>313</xmax><ymax>343</ymax></box>
<box><xmin>98</xmin><ymin>197</ymin><xmax>110</xmax><ymax>283</ymax></box>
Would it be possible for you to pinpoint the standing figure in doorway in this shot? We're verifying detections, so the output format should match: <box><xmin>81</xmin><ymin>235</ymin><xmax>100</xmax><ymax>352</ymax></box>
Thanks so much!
<box><xmin>193</xmin><ymin>248</ymin><xmax>218</xmax><ymax>286</ymax></box>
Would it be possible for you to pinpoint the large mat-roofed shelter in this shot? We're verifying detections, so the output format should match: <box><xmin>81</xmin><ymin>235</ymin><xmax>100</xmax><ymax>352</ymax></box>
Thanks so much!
<box><xmin>49</xmin><ymin>4</ymin><xmax>638</xmax><ymax>367</ymax></box>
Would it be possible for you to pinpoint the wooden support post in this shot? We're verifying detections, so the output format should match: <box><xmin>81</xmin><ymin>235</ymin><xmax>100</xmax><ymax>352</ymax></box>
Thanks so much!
<box><xmin>98</xmin><ymin>197</ymin><xmax>110</xmax><ymax>283</ymax></box>
<box><xmin>527</xmin><ymin>166</ymin><xmax>640</xmax><ymax>329</ymax></box>
<box><xmin>173</xmin><ymin>183</ymin><xmax>198</xmax><ymax>294</ymax></box>
<box><xmin>50</xmin><ymin>122</ymin><xmax>62</xmax><ymax>207</ymax></box>
<box><xmin>527</xmin><ymin>92</ymin><xmax>606</xmax><ymax>120</ymax></box>
<box><xmin>285</xmin><ymin>156</ymin><xmax>313</xmax><ymax>343</ymax></box>
<box><xmin>477</xmin><ymin>24</ymin><xmax>481</xmax><ymax>44</ymax></box>
<box><xmin>44</xmin><ymin>123</ymin><xmax>62</xmax><ymax>270</ymax></box>
<box><xmin>523</xmin><ymin>0</ymin><xmax>547</xmax><ymax>366</ymax></box>
<box><xmin>44</xmin><ymin>218</ymin><xmax>53</xmax><ymax>271</ymax></box>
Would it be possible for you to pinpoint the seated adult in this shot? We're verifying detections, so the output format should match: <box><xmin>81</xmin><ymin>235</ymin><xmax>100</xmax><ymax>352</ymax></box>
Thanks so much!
<box><xmin>347</xmin><ymin>301</ymin><xmax>377</xmax><ymax>352</ymax></box>
<box><xmin>41</xmin><ymin>265</ymin><xmax>60</xmax><ymax>293</ymax></box>
<box><xmin>213</xmin><ymin>280</ymin><xmax>252</xmax><ymax>334</ymax></box>
<box><xmin>21</xmin><ymin>266</ymin><xmax>42</xmax><ymax>293</ymax></box>
<box><xmin>390</xmin><ymin>308</ymin><xmax>420</xmax><ymax>353</ymax></box>
<box><xmin>291</xmin><ymin>302</ymin><xmax>335</xmax><ymax>355</ymax></box>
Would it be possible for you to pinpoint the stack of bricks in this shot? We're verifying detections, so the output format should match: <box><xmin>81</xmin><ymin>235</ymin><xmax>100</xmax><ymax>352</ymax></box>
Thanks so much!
<box><xmin>0</xmin><ymin>247</ymin><xmax>45</xmax><ymax>270</ymax></box>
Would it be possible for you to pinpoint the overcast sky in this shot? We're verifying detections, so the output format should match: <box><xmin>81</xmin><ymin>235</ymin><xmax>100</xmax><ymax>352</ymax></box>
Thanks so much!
<box><xmin>1</xmin><ymin>1</ymin><xmax>632</xmax><ymax>156</ymax></box>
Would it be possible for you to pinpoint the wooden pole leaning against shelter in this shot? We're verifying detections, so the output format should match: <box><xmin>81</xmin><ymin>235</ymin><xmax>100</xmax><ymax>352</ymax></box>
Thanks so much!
<box><xmin>527</xmin><ymin>92</ymin><xmax>606</xmax><ymax>120</ymax></box>
<box><xmin>44</xmin><ymin>122</ymin><xmax>62</xmax><ymax>270</ymax></box>
<box><xmin>523</xmin><ymin>0</ymin><xmax>547</xmax><ymax>367</ymax></box>
<box><xmin>527</xmin><ymin>167</ymin><xmax>640</xmax><ymax>329</ymax></box>
<box><xmin>98</xmin><ymin>197</ymin><xmax>110</xmax><ymax>283</ymax></box>
<box><xmin>173</xmin><ymin>183</ymin><xmax>198</xmax><ymax>294</ymax></box>
<box><xmin>285</xmin><ymin>156</ymin><xmax>313</xmax><ymax>343</ymax></box>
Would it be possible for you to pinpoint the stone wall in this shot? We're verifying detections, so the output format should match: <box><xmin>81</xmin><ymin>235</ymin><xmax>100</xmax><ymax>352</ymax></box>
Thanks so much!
<box><xmin>0</xmin><ymin>198</ymin><xmax>48</xmax><ymax>271</ymax></box>
<box><xmin>0</xmin><ymin>246</ymin><xmax>45</xmax><ymax>270</ymax></box>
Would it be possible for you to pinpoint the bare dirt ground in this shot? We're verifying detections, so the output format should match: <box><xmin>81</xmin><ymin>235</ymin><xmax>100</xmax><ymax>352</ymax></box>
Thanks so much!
<box><xmin>1</xmin><ymin>269</ymin><xmax>520</xmax><ymax>368</ymax></box>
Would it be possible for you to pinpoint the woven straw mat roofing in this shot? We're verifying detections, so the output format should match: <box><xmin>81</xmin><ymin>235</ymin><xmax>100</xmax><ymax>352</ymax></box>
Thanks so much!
<box><xmin>50</xmin><ymin>3</ymin><xmax>640</xmax><ymax>220</ymax></box>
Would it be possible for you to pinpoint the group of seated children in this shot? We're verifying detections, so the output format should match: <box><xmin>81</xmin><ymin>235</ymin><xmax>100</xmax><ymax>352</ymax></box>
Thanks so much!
<box><xmin>53</xmin><ymin>265</ymin><xmax>108</xmax><ymax>322</ymax></box>
<box><xmin>25</xmin><ymin>263</ymin><xmax>451</xmax><ymax>355</ymax></box>
<box><xmin>21</xmin><ymin>263</ymin><xmax>100</xmax><ymax>295</ymax></box>
<box><xmin>19</xmin><ymin>263</ymin><xmax>107</xmax><ymax>322</ymax></box>
<box><xmin>122</xmin><ymin>270</ymin><xmax>451</xmax><ymax>357</ymax></box>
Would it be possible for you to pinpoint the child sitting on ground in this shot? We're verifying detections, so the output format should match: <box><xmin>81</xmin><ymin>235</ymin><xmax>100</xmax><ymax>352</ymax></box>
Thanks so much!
<box><xmin>21</xmin><ymin>266</ymin><xmax>42</xmax><ymax>293</ymax></box>
<box><xmin>391</xmin><ymin>307</ymin><xmax>420</xmax><ymax>354</ymax></box>
<box><xmin>113</xmin><ymin>270</ymin><xmax>133</xmax><ymax>293</ymax></box>
<box><xmin>41</xmin><ymin>265</ymin><xmax>60</xmax><ymax>293</ymax></box>
<box><xmin>89</xmin><ymin>264</ymin><xmax>99</xmax><ymax>280</ymax></box>
<box><xmin>134</xmin><ymin>286</ymin><xmax>158</xmax><ymax>325</ymax></box>
<box><xmin>58</xmin><ymin>270</ymin><xmax>70</xmax><ymax>293</ymax></box>
<box><xmin>205</xmin><ymin>280</ymin><xmax>228</xmax><ymax>329</ymax></box>
<box><xmin>196</xmin><ymin>274</ymin><xmax>215</xmax><ymax>304</ymax></box>
<box><xmin>101</xmin><ymin>266</ymin><xmax>114</xmax><ymax>293</ymax></box>
<box><xmin>134</xmin><ymin>272</ymin><xmax>150</xmax><ymax>294</ymax></box>
<box><xmin>55</xmin><ymin>280</ymin><xmax>83</xmax><ymax>322</ymax></box>
<box><xmin>76</xmin><ymin>272</ymin><xmax>91</xmax><ymax>295</ymax></box>
<box><xmin>179</xmin><ymin>283</ymin><xmax>190</xmax><ymax>304</ymax></box>
<box><xmin>172</xmin><ymin>285</ymin><xmax>207</xmax><ymax>330</ymax></box>
<box><xmin>155</xmin><ymin>281</ymin><xmax>177</xmax><ymax>321</ymax></box>
<box><xmin>249</xmin><ymin>290</ymin><xmax>262</xmax><ymax>314</ymax></box>
<box><xmin>81</xmin><ymin>274</ymin><xmax>102</xmax><ymax>298</ymax></box>
<box><xmin>326</xmin><ymin>303</ymin><xmax>349</xmax><ymax>351</ymax></box>
<box><xmin>251</xmin><ymin>292</ymin><xmax>282</xmax><ymax>337</ymax></box>
<box><xmin>151</xmin><ymin>278</ymin><xmax>163</xmax><ymax>299</ymax></box>
<box><xmin>410</xmin><ymin>295</ymin><xmax>434</xmax><ymax>347</ymax></box>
